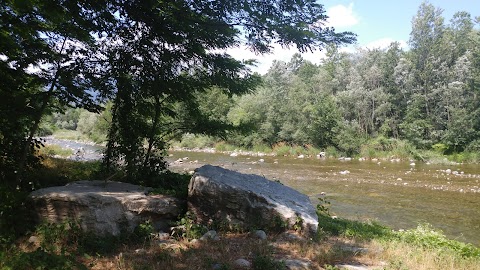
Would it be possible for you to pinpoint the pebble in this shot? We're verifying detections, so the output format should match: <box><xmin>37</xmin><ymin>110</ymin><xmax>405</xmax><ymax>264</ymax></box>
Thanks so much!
<box><xmin>200</xmin><ymin>230</ymin><xmax>219</xmax><ymax>241</ymax></box>
<box><xmin>234</xmin><ymin>258</ymin><xmax>251</xmax><ymax>268</ymax></box>
<box><xmin>254</xmin><ymin>230</ymin><xmax>267</xmax><ymax>240</ymax></box>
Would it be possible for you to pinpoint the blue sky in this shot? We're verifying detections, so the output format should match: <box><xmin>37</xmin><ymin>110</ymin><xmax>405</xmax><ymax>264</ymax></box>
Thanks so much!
<box><xmin>230</xmin><ymin>0</ymin><xmax>480</xmax><ymax>74</ymax></box>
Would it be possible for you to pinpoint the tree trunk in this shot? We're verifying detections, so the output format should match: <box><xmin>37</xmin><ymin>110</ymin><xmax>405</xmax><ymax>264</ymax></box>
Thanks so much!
<box><xmin>143</xmin><ymin>95</ymin><xmax>162</xmax><ymax>169</ymax></box>
<box><xmin>16</xmin><ymin>37</ymin><xmax>68</xmax><ymax>183</ymax></box>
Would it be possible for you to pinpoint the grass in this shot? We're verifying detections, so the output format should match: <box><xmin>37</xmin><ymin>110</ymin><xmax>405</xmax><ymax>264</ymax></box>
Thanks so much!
<box><xmin>52</xmin><ymin>129</ymin><xmax>91</xmax><ymax>141</ymax></box>
<box><xmin>173</xmin><ymin>135</ymin><xmax>480</xmax><ymax>163</ymax></box>
<box><xmin>37</xmin><ymin>144</ymin><xmax>74</xmax><ymax>158</ymax></box>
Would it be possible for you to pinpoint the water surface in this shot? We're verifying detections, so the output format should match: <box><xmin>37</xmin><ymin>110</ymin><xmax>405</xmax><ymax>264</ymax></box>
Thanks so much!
<box><xmin>168</xmin><ymin>151</ymin><xmax>480</xmax><ymax>246</ymax></box>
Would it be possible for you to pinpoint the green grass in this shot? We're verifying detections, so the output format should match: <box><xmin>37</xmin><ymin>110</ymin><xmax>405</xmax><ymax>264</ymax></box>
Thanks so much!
<box><xmin>38</xmin><ymin>144</ymin><xmax>73</xmax><ymax>158</ymax></box>
<box><xmin>52</xmin><ymin>129</ymin><xmax>90</xmax><ymax>141</ymax></box>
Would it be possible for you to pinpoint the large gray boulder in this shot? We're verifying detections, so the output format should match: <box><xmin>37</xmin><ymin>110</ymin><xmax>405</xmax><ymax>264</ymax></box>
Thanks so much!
<box><xmin>188</xmin><ymin>165</ymin><xmax>318</xmax><ymax>235</ymax></box>
<box><xmin>29</xmin><ymin>180</ymin><xmax>185</xmax><ymax>236</ymax></box>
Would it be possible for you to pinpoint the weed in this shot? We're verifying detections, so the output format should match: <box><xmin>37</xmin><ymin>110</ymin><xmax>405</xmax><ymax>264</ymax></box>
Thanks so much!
<box><xmin>394</xmin><ymin>224</ymin><xmax>480</xmax><ymax>258</ymax></box>
<box><xmin>253</xmin><ymin>254</ymin><xmax>286</xmax><ymax>270</ymax></box>
<box><xmin>1</xmin><ymin>249</ymin><xmax>87</xmax><ymax>270</ymax></box>
<box><xmin>323</xmin><ymin>265</ymin><xmax>340</xmax><ymax>270</ymax></box>
<box><xmin>172</xmin><ymin>212</ymin><xmax>207</xmax><ymax>240</ymax></box>
<box><xmin>317</xmin><ymin>214</ymin><xmax>392</xmax><ymax>240</ymax></box>
<box><xmin>134</xmin><ymin>219</ymin><xmax>155</xmax><ymax>240</ymax></box>
<box><xmin>293</xmin><ymin>214</ymin><xmax>304</xmax><ymax>233</ymax></box>
<box><xmin>38</xmin><ymin>144</ymin><xmax>74</xmax><ymax>157</ymax></box>
<box><xmin>316</xmin><ymin>196</ymin><xmax>331</xmax><ymax>216</ymax></box>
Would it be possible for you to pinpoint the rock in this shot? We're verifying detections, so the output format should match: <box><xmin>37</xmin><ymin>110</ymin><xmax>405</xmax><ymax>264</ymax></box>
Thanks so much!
<box><xmin>335</xmin><ymin>264</ymin><xmax>371</xmax><ymax>270</ymax></box>
<box><xmin>233</xmin><ymin>258</ymin><xmax>251</xmax><ymax>268</ymax></box>
<box><xmin>188</xmin><ymin>165</ymin><xmax>318</xmax><ymax>235</ymax></box>
<box><xmin>200</xmin><ymin>230</ymin><xmax>219</xmax><ymax>241</ymax></box>
<box><xmin>253</xmin><ymin>230</ymin><xmax>267</xmax><ymax>240</ymax></box>
<box><xmin>29</xmin><ymin>180</ymin><xmax>186</xmax><ymax>236</ymax></box>
<box><xmin>276</xmin><ymin>231</ymin><xmax>306</xmax><ymax>242</ymax></box>
<box><xmin>340</xmin><ymin>246</ymin><xmax>369</xmax><ymax>254</ymax></box>
<box><xmin>212</xmin><ymin>263</ymin><xmax>223</xmax><ymax>270</ymax></box>
<box><xmin>283</xmin><ymin>259</ymin><xmax>312</xmax><ymax>270</ymax></box>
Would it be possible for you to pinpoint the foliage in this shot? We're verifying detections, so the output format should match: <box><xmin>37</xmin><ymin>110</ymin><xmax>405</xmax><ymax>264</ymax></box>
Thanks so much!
<box><xmin>317</xmin><ymin>213</ymin><xmax>392</xmax><ymax>240</ymax></box>
<box><xmin>0</xmin><ymin>186</ymin><xmax>32</xmax><ymax>247</ymax></box>
<box><xmin>394</xmin><ymin>224</ymin><xmax>480</xmax><ymax>258</ymax></box>
<box><xmin>133</xmin><ymin>220</ymin><xmax>155</xmax><ymax>240</ymax></box>
<box><xmin>0</xmin><ymin>249</ymin><xmax>87</xmax><ymax>270</ymax></box>
<box><xmin>148</xmin><ymin>171</ymin><xmax>191</xmax><ymax>199</ymax></box>
<box><xmin>38</xmin><ymin>144</ymin><xmax>73</xmax><ymax>158</ymax></box>
<box><xmin>252</xmin><ymin>254</ymin><xmax>286</xmax><ymax>270</ymax></box>
<box><xmin>171</xmin><ymin>212</ymin><xmax>207</xmax><ymax>240</ymax></box>
<box><xmin>316</xmin><ymin>197</ymin><xmax>331</xmax><ymax>216</ymax></box>
<box><xmin>163</xmin><ymin>2</ymin><xmax>480</xmax><ymax>159</ymax></box>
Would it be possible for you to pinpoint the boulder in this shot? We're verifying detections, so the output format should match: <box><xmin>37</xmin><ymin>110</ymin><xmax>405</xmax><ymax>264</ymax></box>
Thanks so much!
<box><xmin>188</xmin><ymin>165</ymin><xmax>318</xmax><ymax>235</ymax></box>
<box><xmin>29</xmin><ymin>180</ymin><xmax>185</xmax><ymax>236</ymax></box>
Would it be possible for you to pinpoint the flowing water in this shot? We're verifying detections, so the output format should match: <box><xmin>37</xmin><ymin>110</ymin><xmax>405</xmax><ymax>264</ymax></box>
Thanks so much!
<box><xmin>167</xmin><ymin>151</ymin><xmax>480</xmax><ymax>246</ymax></box>
<box><xmin>42</xmin><ymin>138</ymin><xmax>480</xmax><ymax>246</ymax></box>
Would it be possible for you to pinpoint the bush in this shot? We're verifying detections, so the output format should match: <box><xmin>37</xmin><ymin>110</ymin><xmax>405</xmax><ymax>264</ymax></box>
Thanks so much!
<box><xmin>178</xmin><ymin>133</ymin><xmax>215</xmax><ymax>149</ymax></box>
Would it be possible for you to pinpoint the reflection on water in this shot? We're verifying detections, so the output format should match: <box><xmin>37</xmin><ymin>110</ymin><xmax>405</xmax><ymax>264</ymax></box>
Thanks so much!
<box><xmin>168</xmin><ymin>151</ymin><xmax>480</xmax><ymax>246</ymax></box>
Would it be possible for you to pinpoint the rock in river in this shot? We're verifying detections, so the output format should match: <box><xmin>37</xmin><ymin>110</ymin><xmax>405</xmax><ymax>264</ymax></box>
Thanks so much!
<box><xmin>188</xmin><ymin>165</ymin><xmax>318</xmax><ymax>235</ymax></box>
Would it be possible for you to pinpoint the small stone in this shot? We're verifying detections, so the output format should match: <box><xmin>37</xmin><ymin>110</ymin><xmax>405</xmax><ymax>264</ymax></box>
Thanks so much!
<box><xmin>134</xmin><ymin>248</ymin><xmax>146</xmax><ymax>254</ymax></box>
<box><xmin>335</xmin><ymin>264</ymin><xmax>370</xmax><ymax>270</ymax></box>
<box><xmin>212</xmin><ymin>263</ymin><xmax>223</xmax><ymax>270</ymax></box>
<box><xmin>283</xmin><ymin>259</ymin><xmax>312</xmax><ymax>270</ymax></box>
<box><xmin>200</xmin><ymin>230</ymin><xmax>219</xmax><ymax>241</ymax></box>
<box><xmin>234</xmin><ymin>258</ymin><xmax>251</xmax><ymax>268</ymax></box>
<box><xmin>254</xmin><ymin>230</ymin><xmax>267</xmax><ymax>240</ymax></box>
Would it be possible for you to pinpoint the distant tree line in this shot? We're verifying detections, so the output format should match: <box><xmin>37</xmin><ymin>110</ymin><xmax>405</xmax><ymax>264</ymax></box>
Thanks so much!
<box><xmin>199</xmin><ymin>3</ymin><xmax>480</xmax><ymax>156</ymax></box>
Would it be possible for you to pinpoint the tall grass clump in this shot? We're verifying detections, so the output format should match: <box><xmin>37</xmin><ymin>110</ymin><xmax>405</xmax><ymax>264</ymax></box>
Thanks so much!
<box><xmin>272</xmin><ymin>142</ymin><xmax>291</xmax><ymax>156</ymax></box>
<box><xmin>38</xmin><ymin>144</ymin><xmax>73</xmax><ymax>158</ymax></box>
<box><xmin>214</xmin><ymin>141</ymin><xmax>238</xmax><ymax>152</ymax></box>
<box><xmin>176</xmin><ymin>133</ymin><xmax>216</xmax><ymax>149</ymax></box>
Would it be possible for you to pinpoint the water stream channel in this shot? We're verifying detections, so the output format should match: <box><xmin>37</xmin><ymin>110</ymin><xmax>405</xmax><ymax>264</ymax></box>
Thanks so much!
<box><xmin>167</xmin><ymin>150</ymin><xmax>480</xmax><ymax>246</ymax></box>
<box><xmin>43</xmin><ymin>138</ymin><xmax>480</xmax><ymax>246</ymax></box>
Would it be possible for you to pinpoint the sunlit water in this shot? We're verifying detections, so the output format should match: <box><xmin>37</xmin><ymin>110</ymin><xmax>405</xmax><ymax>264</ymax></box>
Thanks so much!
<box><xmin>42</xmin><ymin>138</ymin><xmax>480</xmax><ymax>246</ymax></box>
<box><xmin>168</xmin><ymin>151</ymin><xmax>480</xmax><ymax>246</ymax></box>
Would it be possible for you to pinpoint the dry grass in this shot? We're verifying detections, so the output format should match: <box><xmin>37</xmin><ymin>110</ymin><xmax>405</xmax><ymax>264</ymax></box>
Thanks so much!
<box><xmin>363</xmin><ymin>240</ymin><xmax>480</xmax><ymax>270</ymax></box>
<box><xmin>74</xmin><ymin>232</ymin><xmax>389</xmax><ymax>270</ymax></box>
<box><xmin>7</xmin><ymin>229</ymin><xmax>480</xmax><ymax>270</ymax></box>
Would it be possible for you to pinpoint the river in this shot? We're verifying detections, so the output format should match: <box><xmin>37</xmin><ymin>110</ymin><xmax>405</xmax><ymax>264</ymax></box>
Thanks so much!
<box><xmin>167</xmin><ymin>150</ymin><xmax>480</xmax><ymax>246</ymax></box>
<box><xmin>42</xmin><ymin>138</ymin><xmax>480</xmax><ymax>246</ymax></box>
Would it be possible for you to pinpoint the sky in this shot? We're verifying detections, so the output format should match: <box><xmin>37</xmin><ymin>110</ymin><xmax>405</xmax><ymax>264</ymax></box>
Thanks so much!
<box><xmin>228</xmin><ymin>0</ymin><xmax>480</xmax><ymax>74</ymax></box>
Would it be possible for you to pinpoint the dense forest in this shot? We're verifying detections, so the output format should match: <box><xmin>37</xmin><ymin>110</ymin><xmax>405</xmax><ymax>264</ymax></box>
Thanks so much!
<box><xmin>45</xmin><ymin>3</ymin><xmax>480</xmax><ymax>160</ymax></box>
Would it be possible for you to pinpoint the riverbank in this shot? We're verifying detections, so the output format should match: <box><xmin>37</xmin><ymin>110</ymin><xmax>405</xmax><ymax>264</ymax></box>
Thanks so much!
<box><xmin>1</xmin><ymin>157</ymin><xmax>479</xmax><ymax>269</ymax></box>
<box><xmin>170</xmin><ymin>135</ymin><xmax>480</xmax><ymax>165</ymax></box>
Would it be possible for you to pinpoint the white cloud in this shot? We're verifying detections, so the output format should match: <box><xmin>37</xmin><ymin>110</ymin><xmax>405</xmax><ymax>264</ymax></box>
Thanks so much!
<box><xmin>226</xmin><ymin>44</ymin><xmax>327</xmax><ymax>74</ymax></box>
<box><xmin>365</xmin><ymin>38</ymin><xmax>408</xmax><ymax>50</ymax></box>
<box><xmin>224</xmin><ymin>3</ymin><xmax>360</xmax><ymax>75</ymax></box>
<box><xmin>326</xmin><ymin>3</ymin><xmax>360</xmax><ymax>28</ymax></box>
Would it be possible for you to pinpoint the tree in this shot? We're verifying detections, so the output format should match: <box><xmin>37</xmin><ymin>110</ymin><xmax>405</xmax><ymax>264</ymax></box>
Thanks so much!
<box><xmin>0</xmin><ymin>0</ymin><xmax>112</xmax><ymax>185</ymax></box>
<box><xmin>1</xmin><ymin>0</ymin><xmax>356</xmax><ymax>185</ymax></box>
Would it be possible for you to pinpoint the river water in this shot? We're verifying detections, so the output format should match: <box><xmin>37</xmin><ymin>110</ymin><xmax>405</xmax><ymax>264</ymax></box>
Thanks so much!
<box><xmin>42</xmin><ymin>138</ymin><xmax>480</xmax><ymax>246</ymax></box>
<box><xmin>167</xmin><ymin>151</ymin><xmax>480</xmax><ymax>246</ymax></box>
